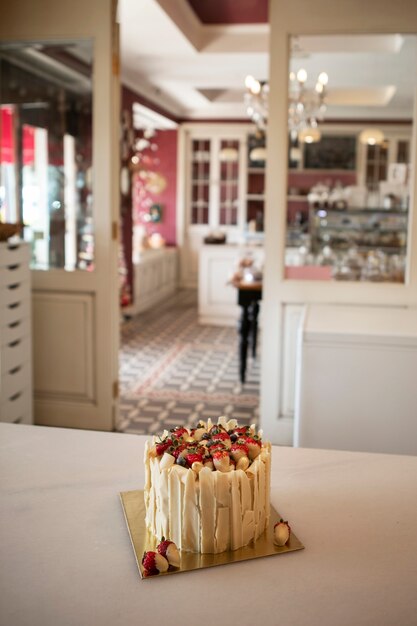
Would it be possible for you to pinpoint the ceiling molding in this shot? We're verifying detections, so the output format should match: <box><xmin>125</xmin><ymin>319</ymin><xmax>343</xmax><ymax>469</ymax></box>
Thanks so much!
<box><xmin>182</xmin><ymin>103</ymin><xmax>249</xmax><ymax>119</ymax></box>
<box><xmin>186</xmin><ymin>0</ymin><xmax>268</xmax><ymax>25</ymax></box>
<box><xmin>321</xmin><ymin>118</ymin><xmax>412</xmax><ymax>126</ymax></box>
<box><xmin>197</xmin><ymin>88</ymin><xmax>244</xmax><ymax>103</ymax></box>
<box><xmin>132</xmin><ymin>102</ymin><xmax>178</xmax><ymax>130</ymax></box>
<box><xmin>200</xmin><ymin>24</ymin><xmax>269</xmax><ymax>53</ymax></box>
<box><xmin>327</xmin><ymin>86</ymin><xmax>396</xmax><ymax>107</ymax></box>
<box><xmin>155</xmin><ymin>0</ymin><xmax>269</xmax><ymax>53</ymax></box>
<box><xmin>155</xmin><ymin>0</ymin><xmax>204</xmax><ymax>51</ymax></box>
<box><xmin>121</xmin><ymin>72</ymin><xmax>185</xmax><ymax>119</ymax></box>
<box><xmin>120</xmin><ymin>5</ymin><xmax>416</xmax><ymax>123</ymax></box>
<box><xmin>295</xmin><ymin>34</ymin><xmax>405</xmax><ymax>54</ymax></box>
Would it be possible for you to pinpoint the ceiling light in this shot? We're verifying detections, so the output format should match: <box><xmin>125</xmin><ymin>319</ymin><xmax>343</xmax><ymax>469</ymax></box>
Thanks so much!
<box><xmin>359</xmin><ymin>128</ymin><xmax>384</xmax><ymax>145</ymax></box>
<box><xmin>245</xmin><ymin>74</ymin><xmax>255</xmax><ymax>89</ymax></box>
<box><xmin>219</xmin><ymin>147</ymin><xmax>239</xmax><ymax>162</ymax></box>
<box><xmin>245</xmin><ymin>69</ymin><xmax>329</xmax><ymax>137</ymax></box>
<box><xmin>245</xmin><ymin>75</ymin><xmax>262</xmax><ymax>94</ymax></box>
<box><xmin>296</xmin><ymin>68</ymin><xmax>307</xmax><ymax>83</ymax></box>
<box><xmin>298</xmin><ymin>127</ymin><xmax>322</xmax><ymax>144</ymax></box>
<box><xmin>318</xmin><ymin>72</ymin><xmax>329</xmax><ymax>86</ymax></box>
<box><xmin>249</xmin><ymin>147</ymin><xmax>267</xmax><ymax>162</ymax></box>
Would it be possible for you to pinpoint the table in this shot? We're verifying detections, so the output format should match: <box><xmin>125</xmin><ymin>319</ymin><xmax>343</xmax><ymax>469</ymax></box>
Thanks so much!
<box><xmin>235</xmin><ymin>281</ymin><xmax>262</xmax><ymax>383</ymax></box>
<box><xmin>1</xmin><ymin>424</ymin><xmax>417</xmax><ymax>626</ymax></box>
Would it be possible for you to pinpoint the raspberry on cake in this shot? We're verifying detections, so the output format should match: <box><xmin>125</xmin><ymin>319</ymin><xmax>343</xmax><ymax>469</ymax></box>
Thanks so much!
<box><xmin>143</xmin><ymin>417</ymin><xmax>271</xmax><ymax>554</ymax></box>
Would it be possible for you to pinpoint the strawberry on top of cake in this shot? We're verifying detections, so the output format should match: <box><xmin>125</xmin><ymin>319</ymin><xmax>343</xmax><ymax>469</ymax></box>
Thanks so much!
<box><xmin>148</xmin><ymin>417</ymin><xmax>263</xmax><ymax>474</ymax></box>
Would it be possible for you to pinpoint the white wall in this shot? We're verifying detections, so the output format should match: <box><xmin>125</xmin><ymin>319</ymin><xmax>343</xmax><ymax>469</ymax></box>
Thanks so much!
<box><xmin>261</xmin><ymin>0</ymin><xmax>417</xmax><ymax>444</ymax></box>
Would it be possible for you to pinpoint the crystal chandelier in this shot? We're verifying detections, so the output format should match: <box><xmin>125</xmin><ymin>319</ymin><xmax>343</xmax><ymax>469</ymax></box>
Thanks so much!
<box><xmin>244</xmin><ymin>69</ymin><xmax>329</xmax><ymax>143</ymax></box>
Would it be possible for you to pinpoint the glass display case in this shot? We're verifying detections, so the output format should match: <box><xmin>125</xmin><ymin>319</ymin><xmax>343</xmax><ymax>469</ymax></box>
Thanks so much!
<box><xmin>309</xmin><ymin>206</ymin><xmax>408</xmax><ymax>255</ymax></box>
<box><xmin>246</xmin><ymin>133</ymin><xmax>266</xmax><ymax>231</ymax></box>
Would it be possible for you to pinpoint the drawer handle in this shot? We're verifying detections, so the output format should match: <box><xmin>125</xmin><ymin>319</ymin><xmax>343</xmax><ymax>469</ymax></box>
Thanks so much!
<box><xmin>7</xmin><ymin>264</ymin><xmax>20</xmax><ymax>271</ymax></box>
<box><xmin>8</xmin><ymin>302</ymin><xmax>20</xmax><ymax>309</ymax></box>
<box><xmin>8</xmin><ymin>339</ymin><xmax>21</xmax><ymax>348</ymax></box>
<box><xmin>8</xmin><ymin>283</ymin><xmax>20</xmax><ymax>290</ymax></box>
<box><xmin>9</xmin><ymin>391</ymin><xmax>22</xmax><ymax>402</ymax></box>
<box><xmin>9</xmin><ymin>320</ymin><xmax>21</xmax><ymax>329</ymax></box>
<box><xmin>9</xmin><ymin>365</ymin><xmax>22</xmax><ymax>375</ymax></box>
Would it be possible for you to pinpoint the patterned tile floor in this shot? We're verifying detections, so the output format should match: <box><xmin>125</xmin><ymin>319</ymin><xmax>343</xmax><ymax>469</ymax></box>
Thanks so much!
<box><xmin>117</xmin><ymin>289</ymin><xmax>260</xmax><ymax>434</ymax></box>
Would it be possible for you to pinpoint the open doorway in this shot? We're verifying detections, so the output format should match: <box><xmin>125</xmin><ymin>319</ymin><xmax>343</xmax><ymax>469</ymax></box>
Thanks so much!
<box><xmin>116</xmin><ymin>101</ymin><xmax>261</xmax><ymax>435</ymax></box>
<box><xmin>115</xmin><ymin>1</ymin><xmax>269</xmax><ymax>435</ymax></box>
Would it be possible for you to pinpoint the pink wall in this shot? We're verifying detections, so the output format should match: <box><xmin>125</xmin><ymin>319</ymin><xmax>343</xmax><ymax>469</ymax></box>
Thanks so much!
<box><xmin>133</xmin><ymin>129</ymin><xmax>178</xmax><ymax>246</ymax></box>
<box><xmin>287</xmin><ymin>170</ymin><xmax>357</xmax><ymax>223</ymax></box>
<box><xmin>288</xmin><ymin>170</ymin><xmax>357</xmax><ymax>193</ymax></box>
<box><xmin>120</xmin><ymin>86</ymin><xmax>178</xmax><ymax>306</ymax></box>
<box><xmin>187</xmin><ymin>0</ymin><xmax>268</xmax><ymax>24</ymax></box>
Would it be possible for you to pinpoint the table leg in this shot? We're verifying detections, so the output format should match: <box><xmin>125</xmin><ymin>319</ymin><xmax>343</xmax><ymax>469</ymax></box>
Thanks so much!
<box><xmin>238</xmin><ymin>304</ymin><xmax>250</xmax><ymax>384</ymax></box>
<box><xmin>250</xmin><ymin>301</ymin><xmax>260</xmax><ymax>359</ymax></box>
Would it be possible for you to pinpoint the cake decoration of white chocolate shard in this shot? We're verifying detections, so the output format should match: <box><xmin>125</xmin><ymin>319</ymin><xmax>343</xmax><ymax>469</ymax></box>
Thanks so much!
<box><xmin>144</xmin><ymin>417</ymin><xmax>271</xmax><ymax>554</ymax></box>
<box><xmin>273</xmin><ymin>519</ymin><xmax>291</xmax><ymax>546</ymax></box>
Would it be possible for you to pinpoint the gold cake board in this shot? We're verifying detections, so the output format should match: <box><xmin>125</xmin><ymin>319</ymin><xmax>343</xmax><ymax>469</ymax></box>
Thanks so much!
<box><xmin>120</xmin><ymin>490</ymin><xmax>304</xmax><ymax>579</ymax></box>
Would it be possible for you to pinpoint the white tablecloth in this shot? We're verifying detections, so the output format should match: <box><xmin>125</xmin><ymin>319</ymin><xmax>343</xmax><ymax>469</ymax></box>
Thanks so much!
<box><xmin>1</xmin><ymin>424</ymin><xmax>416</xmax><ymax>626</ymax></box>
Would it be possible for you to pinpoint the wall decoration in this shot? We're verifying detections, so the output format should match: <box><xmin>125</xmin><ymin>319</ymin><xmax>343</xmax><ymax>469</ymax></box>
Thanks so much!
<box><xmin>149</xmin><ymin>204</ymin><xmax>163</xmax><ymax>223</ymax></box>
<box><xmin>388</xmin><ymin>163</ymin><xmax>408</xmax><ymax>185</ymax></box>
<box><xmin>303</xmin><ymin>135</ymin><xmax>356</xmax><ymax>170</ymax></box>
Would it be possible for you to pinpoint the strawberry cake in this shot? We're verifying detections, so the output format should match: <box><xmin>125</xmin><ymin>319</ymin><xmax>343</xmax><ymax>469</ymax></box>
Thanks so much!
<box><xmin>143</xmin><ymin>417</ymin><xmax>271</xmax><ymax>554</ymax></box>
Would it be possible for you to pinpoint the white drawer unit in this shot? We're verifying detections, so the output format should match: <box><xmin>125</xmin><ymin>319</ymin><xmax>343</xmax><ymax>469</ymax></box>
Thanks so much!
<box><xmin>0</xmin><ymin>241</ymin><xmax>33</xmax><ymax>424</ymax></box>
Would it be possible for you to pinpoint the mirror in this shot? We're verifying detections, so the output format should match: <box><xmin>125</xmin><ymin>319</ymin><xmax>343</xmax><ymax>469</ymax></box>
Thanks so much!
<box><xmin>0</xmin><ymin>40</ymin><xmax>93</xmax><ymax>270</ymax></box>
<box><xmin>284</xmin><ymin>34</ymin><xmax>416</xmax><ymax>283</ymax></box>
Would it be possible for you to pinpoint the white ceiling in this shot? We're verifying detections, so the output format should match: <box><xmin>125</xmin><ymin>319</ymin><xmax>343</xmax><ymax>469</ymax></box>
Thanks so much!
<box><xmin>119</xmin><ymin>0</ymin><xmax>417</xmax><ymax>121</ymax></box>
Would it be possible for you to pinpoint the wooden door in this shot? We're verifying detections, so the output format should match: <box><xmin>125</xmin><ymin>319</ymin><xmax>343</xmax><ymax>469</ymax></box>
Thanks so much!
<box><xmin>0</xmin><ymin>0</ymin><xmax>120</xmax><ymax>430</ymax></box>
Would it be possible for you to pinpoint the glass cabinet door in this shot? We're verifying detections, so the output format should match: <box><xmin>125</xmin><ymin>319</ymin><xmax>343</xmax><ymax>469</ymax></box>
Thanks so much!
<box><xmin>0</xmin><ymin>41</ymin><xmax>93</xmax><ymax>271</ymax></box>
<box><xmin>219</xmin><ymin>139</ymin><xmax>239</xmax><ymax>226</ymax></box>
<box><xmin>188</xmin><ymin>133</ymin><xmax>246</xmax><ymax>231</ymax></box>
<box><xmin>190</xmin><ymin>138</ymin><xmax>210</xmax><ymax>225</ymax></box>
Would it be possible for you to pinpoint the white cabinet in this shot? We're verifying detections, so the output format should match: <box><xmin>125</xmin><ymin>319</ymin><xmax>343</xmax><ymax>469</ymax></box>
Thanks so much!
<box><xmin>294</xmin><ymin>304</ymin><xmax>417</xmax><ymax>455</ymax></box>
<box><xmin>0</xmin><ymin>242</ymin><xmax>33</xmax><ymax>424</ymax></box>
<box><xmin>360</xmin><ymin>132</ymin><xmax>411</xmax><ymax>192</ymax></box>
<box><xmin>198</xmin><ymin>244</ymin><xmax>243</xmax><ymax>325</ymax></box>
<box><xmin>179</xmin><ymin>124</ymin><xmax>253</xmax><ymax>287</ymax></box>
<box><xmin>125</xmin><ymin>247</ymin><xmax>178</xmax><ymax>316</ymax></box>
<box><xmin>198</xmin><ymin>244</ymin><xmax>267</xmax><ymax>325</ymax></box>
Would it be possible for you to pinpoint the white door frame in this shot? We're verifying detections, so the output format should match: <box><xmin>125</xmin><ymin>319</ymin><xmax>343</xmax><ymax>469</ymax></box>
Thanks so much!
<box><xmin>1</xmin><ymin>0</ymin><xmax>120</xmax><ymax>430</ymax></box>
<box><xmin>262</xmin><ymin>0</ymin><xmax>417</xmax><ymax>444</ymax></box>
